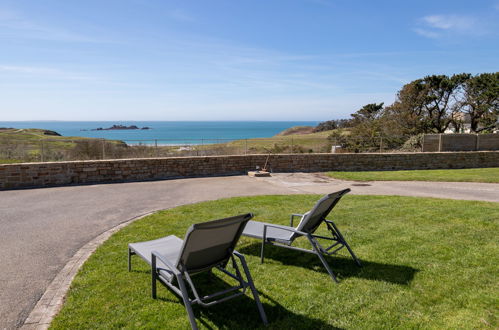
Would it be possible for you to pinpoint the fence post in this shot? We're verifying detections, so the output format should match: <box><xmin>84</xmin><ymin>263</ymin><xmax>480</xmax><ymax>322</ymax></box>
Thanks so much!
<box><xmin>155</xmin><ymin>139</ymin><xmax>158</xmax><ymax>157</ymax></box>
<box><xmin>102</xmin><ymin>139</ymin><xmax>106</xmax><ymax>159</ymax></box>
<box><xmin>475</xmin><ymin>134</ymin><xmax>479</xmax><ymax>151</ymax></box>
<box><xmin>379</xmin><ymin>137</ymin><xmax>383</xmax><ymax>153</ymax></box>
<box><xmin>40</xmin><ymin>140</ymin><xmax>44</xmax><ymax>162</ymax></box>
<box><xmin>438</xmin><ymin>134</ymin><xmax>443</xmax><ymax>152</ymax></box>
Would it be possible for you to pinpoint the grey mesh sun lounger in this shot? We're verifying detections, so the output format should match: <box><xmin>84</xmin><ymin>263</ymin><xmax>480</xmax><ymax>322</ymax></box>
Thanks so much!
<box><xmin>242</xmin><ymin>189</ymin><xmax>361</xmax><ymax>282</ymax></box>
<box><xmin>128</xmin><ymin>213</ymin><xmax>268</xmax><ymax>330</ymax></box>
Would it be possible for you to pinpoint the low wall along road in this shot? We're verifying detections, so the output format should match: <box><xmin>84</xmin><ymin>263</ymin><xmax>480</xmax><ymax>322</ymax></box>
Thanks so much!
<box><xmin>1</xmin><ymin>151</ymin><xmax>498</xmax><ymax>190</ymax></box>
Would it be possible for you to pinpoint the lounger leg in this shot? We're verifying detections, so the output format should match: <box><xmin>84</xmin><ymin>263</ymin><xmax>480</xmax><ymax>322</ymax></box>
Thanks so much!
<box><xmin>260</xmin><ymin>240</ymin><xmax>265</xmax><ymax>264</ymax></box>
<box><xmin>237</xmin><ymin>254</ymin><xmax>268</xmax><ymax>325</ymax></box>
<box><xmin>151</xmin><ymin>254</ymin><xmax>157</xmax><ymax>299</ymax></box>
<box><xmin>343</xmin><ymin>241</ymin><xmax>362</xmax><ymax>267</ymax></box>
<box><xmin>328</xmin><ymin>221</ymin><xmax>362</xmax><ymax>267</ymax></box>
<box><xmin>261</xmin><ymin>227</ymin><xmax>267</xmax><ymax>264</ymax></box>
<box><xmin>308</xmin><ymin>235</ymin><xmax>339</xmax><ymax>283</ymax></box>
<box><xmin>128</xmin><ymin>248</ymin><xmax>133</xmax><ymax>271</ymax></box>
<box><xmin>176</xmin><ymin>274</ymin><xmax>198</xmax><ymax>330</ymax></box>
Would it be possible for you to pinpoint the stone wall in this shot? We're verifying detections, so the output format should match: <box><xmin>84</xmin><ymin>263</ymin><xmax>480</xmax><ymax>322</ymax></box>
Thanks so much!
<box><xmin>1</xmin><ymin>152</ymin><xmax>498</xmax><ymax>190</ymax></box>
<box><xmin>423</xmin><ymin>134</ymin><xmax>499</xmax><ymax>152</ymax></box>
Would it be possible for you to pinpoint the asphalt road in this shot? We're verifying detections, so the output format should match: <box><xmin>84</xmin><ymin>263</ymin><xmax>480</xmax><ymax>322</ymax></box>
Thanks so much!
<box><xmin>1</xmin><ymin>173</ymin><xmax>498</xmax><ymax>329</ymax></box>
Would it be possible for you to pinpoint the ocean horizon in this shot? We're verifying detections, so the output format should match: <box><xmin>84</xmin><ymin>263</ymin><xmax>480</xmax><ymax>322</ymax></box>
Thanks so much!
<box><xmin>0</xmin><ymin>121</ymin><xmax>320</xmax><ymax>145</ymax></box>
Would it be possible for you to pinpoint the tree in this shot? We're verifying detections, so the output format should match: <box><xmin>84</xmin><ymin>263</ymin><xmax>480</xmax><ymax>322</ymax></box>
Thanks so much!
<box><xmin>383</xmin><ymin>74</ymin><xmax>470</xmax><ymax>134</ymax></box>
<box><xmin>418</xmin><ymin>74</ymin><xmax>470</xmax><ymax>133</ymax></box>
<box><xmin>313</xmin><ymin>119</ymin><xmax>351</xmax><ymax>132</ymax></box>
<box><xmin>328</xmin><ymin>103</ymin><xmax>386</xmax><ymax>152</ymax></box>
<box><xmin>458</xmin><ymin>72</ymin><xmax>499</xmax><ymax>132</ymax></box>
<box><xmin>350</xmin><ymin>103</ymin><xmax>384</xmax><ymax>125</ymax></box>
<box><xmin>383</xmin><ymin>81</ymin><xmax>428</xmax><ymax>136</ymax></box>
<box><xmin>348</xmin><ymin>103</ymin><xmax>385</xmax><ymax>138</ymax></box>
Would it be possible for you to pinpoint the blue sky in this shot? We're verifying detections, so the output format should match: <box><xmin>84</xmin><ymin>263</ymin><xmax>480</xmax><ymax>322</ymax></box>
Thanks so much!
<box><xmin>1</xmin><ymin>0</ymin><xmax>498</xmax><ymax>121</ymax></box>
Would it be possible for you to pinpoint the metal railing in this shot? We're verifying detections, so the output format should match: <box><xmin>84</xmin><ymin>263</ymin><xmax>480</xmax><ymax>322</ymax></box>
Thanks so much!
<box><xmin>0</xmin><ymin>135</ymin><xmax>422</xmax><ymax>164</ymax></box>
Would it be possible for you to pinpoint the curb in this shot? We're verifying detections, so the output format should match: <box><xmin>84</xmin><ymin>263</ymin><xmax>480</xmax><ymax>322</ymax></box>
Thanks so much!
<box><xmin>21</xmin><ymin>212</ymin><xmax>155</xmax><ymax>330</ymax></box>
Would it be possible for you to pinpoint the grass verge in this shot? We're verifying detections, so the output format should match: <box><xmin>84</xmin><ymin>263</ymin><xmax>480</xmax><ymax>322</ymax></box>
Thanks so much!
<box><xmin>51</xmin><ymin>195</ymin><xmax>498</xmax><ymax>329</ymax></box>
<box><xmin>326</xmin><ymin>167</ymin><xmax>499</xmax><ymax>183</ymax></box>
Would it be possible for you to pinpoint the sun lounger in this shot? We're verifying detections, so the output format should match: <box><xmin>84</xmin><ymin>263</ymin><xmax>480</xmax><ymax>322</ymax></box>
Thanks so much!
<box><xmin>242</xmin><ymin>189</ymin><xmax>361</xmax><ymax>282</ymax></box>
<box><xmin>128</xmin><ymin>213</ymin><xmax>268</xmax><ymax>329</ymax></box>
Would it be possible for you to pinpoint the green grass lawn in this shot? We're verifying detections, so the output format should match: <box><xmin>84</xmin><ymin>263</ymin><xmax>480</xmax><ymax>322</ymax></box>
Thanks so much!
<box><xmin>0</xmin><ymin>128</ymin><xmax>110</xmax><ymax>162</ymax></box>
<box><xmin>224</xmin><ymin>129</ymin><xmax>335</xmax><ymax>153</ymax></box>
<box><xmin>50</xmin><ymin>195</ymin><xmax>499</xmax><ymax>329</ymax></box>
<box><xmin>326</xmin><ymin>167</ymin><xmax>499</xmax><ymax>183</ymax></box>
<box><xmin>0</xmin><ymin>159</ymin><xmax>22</xmax><ymax>164</ymax></box>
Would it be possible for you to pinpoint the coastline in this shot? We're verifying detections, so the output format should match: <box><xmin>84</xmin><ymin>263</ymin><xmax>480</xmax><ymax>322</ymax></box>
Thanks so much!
<box><xmin>0</xmin><ymin>121</ymin><xmax>319</xmax><ymax>144</ymax></box>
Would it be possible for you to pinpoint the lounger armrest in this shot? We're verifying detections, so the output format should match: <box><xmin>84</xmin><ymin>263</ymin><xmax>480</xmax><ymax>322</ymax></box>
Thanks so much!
<box><xmin>324</xmin><ymin>219</ymin><xmax>337</xmax><ymax>226</ymax></box>
<box><xmin>232</xmin><ymin>250</ymin><xmax>245</xmax><ymax>261</ymax></box>
<box><xmin>263</xmin><ymin>224</ymin><xmax>307</xmax><ymax>239</ymax></box>
<box><xmin>151</xmin><ymin>250</ymin><xmax>180</xmax><ymax>276</ymax></box>
<box><xmin>290</xmin><ymin>213</ymin><xmax>304</xmax><ymax>226</ymax></box>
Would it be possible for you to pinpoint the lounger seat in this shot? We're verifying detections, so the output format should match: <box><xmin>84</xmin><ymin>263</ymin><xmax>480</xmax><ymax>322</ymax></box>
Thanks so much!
<box><xmin>243</xmin><ymin>221</ymin><xmax>293</xmax><ymax>244</ymax></box>
<box><xmin>129</xmin><ymin>235</ymin><xmax>183</xmax><ymax>280</ymax></box>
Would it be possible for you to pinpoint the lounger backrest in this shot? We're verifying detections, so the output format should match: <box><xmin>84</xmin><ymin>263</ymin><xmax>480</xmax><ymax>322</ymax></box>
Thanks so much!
<box><xmin>292</xmin><ymin>189</ymin><xmax>350</xmax><ymax>240</ymax></box>
<box><xmin>176</xmin><ymin>213</ymin><xmax>253</xmax><ymax>273</ymax></box>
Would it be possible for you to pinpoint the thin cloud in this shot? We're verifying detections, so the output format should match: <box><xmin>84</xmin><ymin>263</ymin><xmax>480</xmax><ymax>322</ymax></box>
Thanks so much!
<box><xmin>0</xmin><ymin>8</ymin><xmax>101</xmax><ymax>42</ymax></box>
<box><xmin>413</xmin><ymin>14</ymin><xmax>489</xmax><ymax>39</ymax></box>
<box><xmin>0</xmin><ymin>65</ymin><xmax>61</xmax><ymax>75</ymax></box>
<box><xmin>422</xmin><ymin>15</ymin><xmax>475</xmax><ymax>31</ymax></box>
<box><xmin>413</xmin><ymin>28</ymin><xmax>440</xmax><ymax>39</ymax></box>
<box><xmin>0</xmin><ymin>65</ymin><xmax>99</xmax><ymax>81</ymax></box>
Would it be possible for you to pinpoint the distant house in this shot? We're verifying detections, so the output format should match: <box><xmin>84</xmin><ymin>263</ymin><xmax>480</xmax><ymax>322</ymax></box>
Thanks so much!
<box><xmin>444</xmin><ymin>112</ymin><xmax>499</xmax><ymax>134</ymax></box>
<box><xmin>444</xmin><ymin>113</ymin><xmax>499</xmax><ymax>134</ymax></box>
<box><xmin>445</xmin><ymin>112</ymin><xmax>472</xmax><ymax>134</ymax></box>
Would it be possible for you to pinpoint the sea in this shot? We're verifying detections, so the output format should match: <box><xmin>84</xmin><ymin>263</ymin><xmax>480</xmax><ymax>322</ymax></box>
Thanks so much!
<box><xmin>0</xmin><ymin>121</ymin><xmax>319</xmax><ymax>145</ymax></box>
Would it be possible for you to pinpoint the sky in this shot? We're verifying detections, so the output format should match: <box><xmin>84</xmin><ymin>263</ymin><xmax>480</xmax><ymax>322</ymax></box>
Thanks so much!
<box><xmin>0</xmin><ymin>0</ymin><xmax>498</xmax><ymax>121</ymax></box>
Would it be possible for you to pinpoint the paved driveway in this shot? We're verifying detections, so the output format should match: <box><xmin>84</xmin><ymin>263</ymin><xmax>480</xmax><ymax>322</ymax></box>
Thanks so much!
<box><xmin>1</xmin><ymin>173</ymin><xmax>498</xmax><ymax>329</ymax></box>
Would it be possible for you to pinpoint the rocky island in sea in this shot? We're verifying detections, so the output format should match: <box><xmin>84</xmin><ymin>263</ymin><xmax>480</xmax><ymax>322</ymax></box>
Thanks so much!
<box><xmin>90</xmin><ymin>125</ymin><xmax>151</xmax><ymax>131</ymax></box>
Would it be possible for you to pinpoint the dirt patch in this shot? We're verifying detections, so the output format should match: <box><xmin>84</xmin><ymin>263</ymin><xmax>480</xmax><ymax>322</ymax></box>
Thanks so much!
<box><xmin>275</xmin><ymin>126</ymin><xmax>315</xmax><ymax>136</ymax></box>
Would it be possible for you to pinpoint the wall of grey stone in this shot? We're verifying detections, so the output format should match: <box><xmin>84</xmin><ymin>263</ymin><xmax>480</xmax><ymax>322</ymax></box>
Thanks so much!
<box><xmin>1</xmin><ymin>151</ymin><xmax>498</xmax><ymax>190</ymax></box>
<box><xmin>423</xmin><ymin>134</ymin><xmax>499</xmax><ymax>152</ymax></box>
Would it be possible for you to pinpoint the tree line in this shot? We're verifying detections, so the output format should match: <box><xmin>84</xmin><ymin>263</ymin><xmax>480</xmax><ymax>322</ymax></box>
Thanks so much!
<box><xmin>315</xmin><ymin>72</ymin><xmax>499</xmax><ymax>150</ymax></box>
<box><xmin>315</xmin><ymin>72</ymin><xmax>498</xmax><ymax>151</ymax></box>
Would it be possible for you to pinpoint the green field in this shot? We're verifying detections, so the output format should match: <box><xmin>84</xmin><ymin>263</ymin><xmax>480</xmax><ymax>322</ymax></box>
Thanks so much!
<box><xmin>196</xmin><ymin>128</ymin><xmax>336</xmax><ymax>154</ymax></box>
<box><xmin>326</xmin><ymin>168</ymin><xmax>499</xmax><ymax>183</ymax></box>
<box><xmin>51</xmin><ymin>195</ymin><xmax>498</xmax><ymax>329</ymax></box>
<box><xmin>0</xmin><ymin>128</ymin><xmax>126</xmax><ymax>163</ymax></box>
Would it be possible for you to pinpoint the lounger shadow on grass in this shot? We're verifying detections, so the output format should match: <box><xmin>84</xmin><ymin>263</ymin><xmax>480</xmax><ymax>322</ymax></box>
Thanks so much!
<box><xmin>238</xmin><ymin>242</ymin><xmax>418</xmax><ymax>285</ymax></box>
<box><xmin>155</xmin><ymin>270</ymin><xmax>342</xmax><ymax>330</ymax></box>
